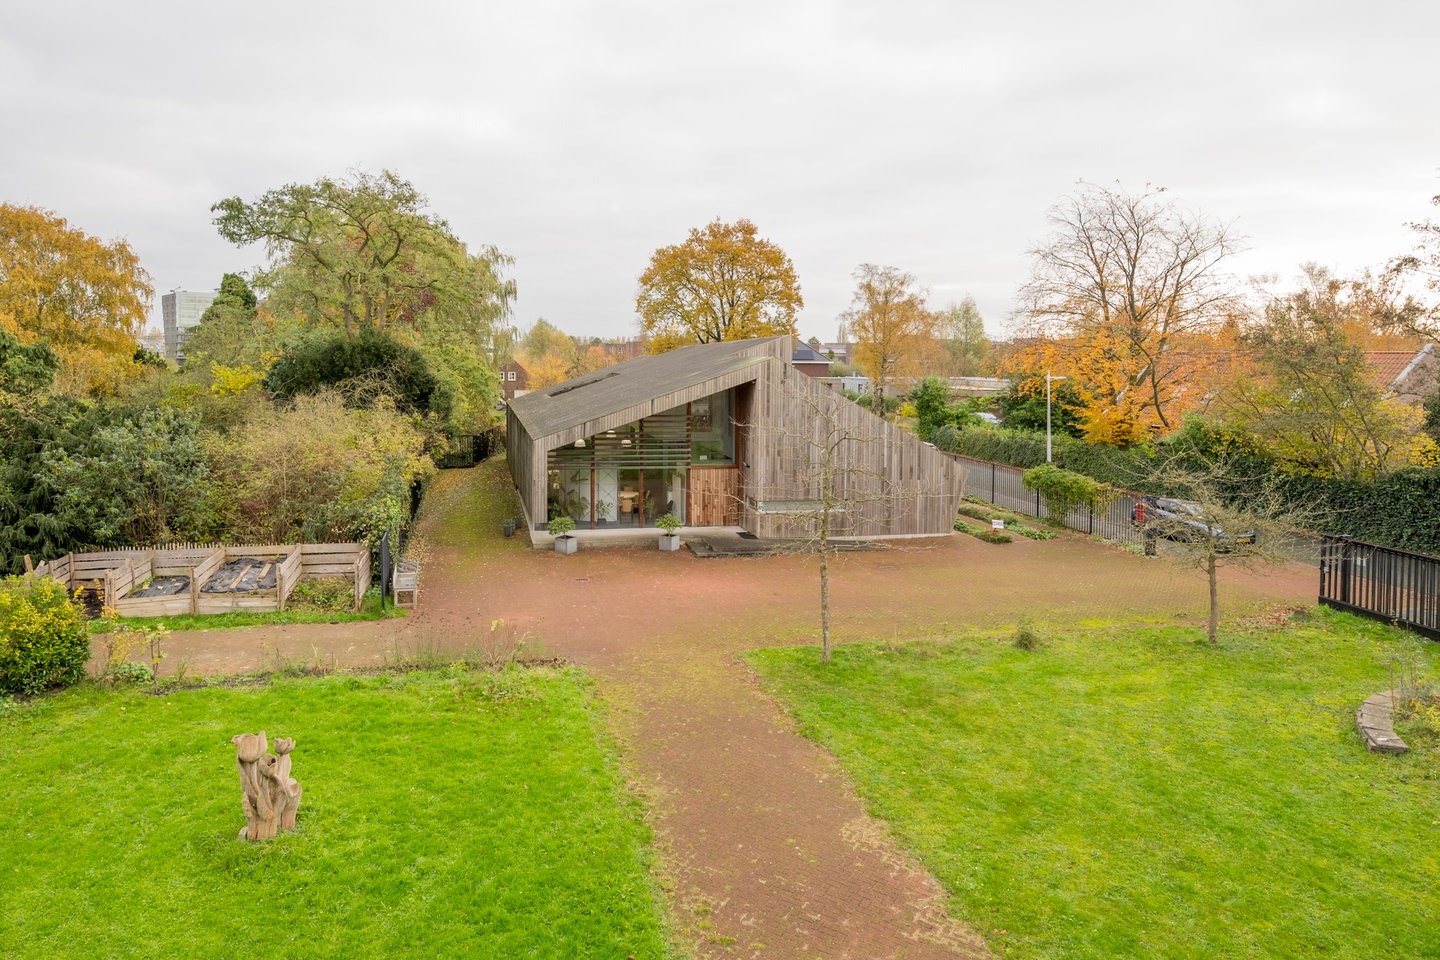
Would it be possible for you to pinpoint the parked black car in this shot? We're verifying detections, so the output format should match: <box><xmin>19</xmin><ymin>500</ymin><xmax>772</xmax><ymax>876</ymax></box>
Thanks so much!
<box><xmin>1132</xmin><ymin>495</ymin><xmax>1256</xmax><ymax>547</ymax></box>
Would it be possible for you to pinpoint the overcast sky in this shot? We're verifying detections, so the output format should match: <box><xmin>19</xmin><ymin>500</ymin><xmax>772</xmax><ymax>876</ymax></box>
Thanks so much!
<box><xmin>3</xmin><ymin>1</ymin><xmax>1438</xmax><ymax>342</ymax></box>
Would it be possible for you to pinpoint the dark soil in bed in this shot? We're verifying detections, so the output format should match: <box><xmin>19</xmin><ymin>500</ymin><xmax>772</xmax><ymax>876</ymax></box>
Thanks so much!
<box><xmin>201</xmin><ymin>556</ymin><xmax>285</xmax><ymax>593</ymax></box>
<box><xmin>127</xmin><ymin>576</ymin><xmax>190</xmax><ymax>598</ymax></box>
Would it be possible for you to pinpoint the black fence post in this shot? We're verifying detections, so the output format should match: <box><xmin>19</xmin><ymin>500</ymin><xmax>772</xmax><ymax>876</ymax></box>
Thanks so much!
<box><xmin>1338</xmin><ymin>534</ymin><xmax>1353</xmax><ymax>605</ymax></box>
<box><xmin>380</xmin><ymin>530</ymin><xmax>392</xmax><ymax>611</ymax></box>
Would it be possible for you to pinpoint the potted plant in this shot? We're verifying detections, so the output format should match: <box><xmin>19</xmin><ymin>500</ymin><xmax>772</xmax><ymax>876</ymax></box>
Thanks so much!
<box><xmin>594</xmin><ymin>500</ymin><xmax>614</xmax><ymax>527</ymax></box>
<box><xmin>502</xmin><ymin>518</ymin><xmax>516</xmax><ymax>538</ymax></box>
<box><xmin>549</xmin><ymin>516</ymin><xmax>578</xmax><ymax>554</ymax></box>
<box><xmin>656</xmin><ymin>513</ymin><xmax>683</xmax><ymax>551</ymax></box>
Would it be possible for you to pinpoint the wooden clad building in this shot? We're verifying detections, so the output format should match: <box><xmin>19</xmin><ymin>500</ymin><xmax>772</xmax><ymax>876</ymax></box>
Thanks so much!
<box><xmin>505</xmin><ymin>336</ymin><xmax>965</xmax><ymax>540</ymax></box>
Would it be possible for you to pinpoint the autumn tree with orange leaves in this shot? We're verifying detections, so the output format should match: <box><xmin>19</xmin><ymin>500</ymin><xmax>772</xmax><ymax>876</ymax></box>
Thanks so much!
<box><xmin>0</xmin><ymin>203</ymin><xmax>153</xmax><ymax>395</ymax></box>
<box><xmin>636</xmin><ymin>219</ymin><xmax>802</xmax><ymax>352</ymax></box>
<box><xmin>1008</xmin><ymin>183</ymin><xmax>1243</xmax><ymax>445</ymax></box>
<box><xmin>842</xmin><ymin>264</ymin><xmax>936</xmax><ymax>418</ymax></box>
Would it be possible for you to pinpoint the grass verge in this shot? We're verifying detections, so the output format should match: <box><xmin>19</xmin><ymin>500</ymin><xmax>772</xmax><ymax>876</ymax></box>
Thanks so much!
<box><xmin>0</xmin><ymin>667</ymin><xmax>675</xmax><ymax>959</ymax></box>
<box><xmin>747</xmin><ymin>607</ymin><xmax>1440</xmax><ymax>960</ymax></box>
<box><xmin>90</xmin><ymin>591</ymin><xmax>405</xmax><ymax>634</ymax></box>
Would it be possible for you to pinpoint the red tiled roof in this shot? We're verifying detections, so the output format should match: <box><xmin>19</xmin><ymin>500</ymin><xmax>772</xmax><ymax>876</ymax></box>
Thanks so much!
<box><xmin>1363</xmin><ymin>350</ymin><xmax>1422</xmax><ymax>390</ymax></box>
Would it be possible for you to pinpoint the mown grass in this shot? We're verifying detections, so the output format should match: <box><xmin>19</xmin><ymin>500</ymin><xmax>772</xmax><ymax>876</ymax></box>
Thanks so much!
<box><xmin>0</xmin><ymin>667</ymin><xmax>675</xmax><ymax>959</ymax></box>
<box><xmin>748</xmin><ymin>608</ymin><xmax>1440</xmax><ymax>960</ymax></box>
<box><xmin>89</xmin><ymin>591</ymin><xmax>405</xmax><ymax>634</ymax></box>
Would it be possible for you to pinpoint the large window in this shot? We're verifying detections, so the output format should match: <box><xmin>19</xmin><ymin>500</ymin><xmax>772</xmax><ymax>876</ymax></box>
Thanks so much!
<box><xmin>689</xmin><ymin>391</ymin><xmax>734</xmax><ymax>464</ymax></box>
<box><xmin>544</xmin><ymin>389</ymin><xmax>731</xmax><ymax>528</ymax></box>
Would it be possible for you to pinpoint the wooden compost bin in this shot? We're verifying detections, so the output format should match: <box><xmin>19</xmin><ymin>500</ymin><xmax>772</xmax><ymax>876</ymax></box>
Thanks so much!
<box><xmin>31</xmin><ymin>543</ymin><xmax>371</xmax><ymax>616</ymax></box>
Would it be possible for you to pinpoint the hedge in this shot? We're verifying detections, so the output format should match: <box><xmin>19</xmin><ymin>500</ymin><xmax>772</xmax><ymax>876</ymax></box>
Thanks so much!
<box><xmin>938</xmin><ymin>426</ymin><xmax>1440</xmax><ymax>555</ymax></box>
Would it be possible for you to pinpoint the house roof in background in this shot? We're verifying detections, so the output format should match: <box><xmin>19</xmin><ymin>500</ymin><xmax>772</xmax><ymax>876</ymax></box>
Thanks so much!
<box><xmin>1363</xmin><ymin>347</ymin><xmax>1428</xmax><ymax>390</ymax></box>
<box><xmin>508</xmin><ymin>337</ymin><xmax>780</xmax><ymax>440</ymax></box>
<box><xmin>792</xmin><ymin>341</ymin><xmax>828</xmax><ymax>364</ymax></box>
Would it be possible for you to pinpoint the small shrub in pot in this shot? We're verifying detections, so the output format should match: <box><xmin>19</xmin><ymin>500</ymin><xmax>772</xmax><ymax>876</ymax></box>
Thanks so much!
<box><xmin>549</xmin><ymin>516</ymin><xmax>578</xmax><ymax>554</ymax></box>
<box><xmin>657</xmin><ymin>513</ymin><xmax>682</xmax><ymax>551</ymax></box>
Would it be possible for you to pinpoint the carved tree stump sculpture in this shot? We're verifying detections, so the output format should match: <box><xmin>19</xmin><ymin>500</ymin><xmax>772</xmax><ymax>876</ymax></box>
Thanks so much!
<box><xmin>232</xmin><ymin>731</ymin><xmax>303</xmax><ymax>840</ymax></box>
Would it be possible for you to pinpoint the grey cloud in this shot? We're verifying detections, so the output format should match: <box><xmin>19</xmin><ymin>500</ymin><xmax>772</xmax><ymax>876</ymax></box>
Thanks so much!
<box><xmin>2</xmin><ymin>0</ymin><xmax>1437</xmax><ymax>340</ymax></box>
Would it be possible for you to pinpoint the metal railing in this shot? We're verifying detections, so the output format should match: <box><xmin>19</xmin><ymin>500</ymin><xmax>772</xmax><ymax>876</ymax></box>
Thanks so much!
<box><xmin>1320</xmin><ymin>535</ymin><xmax>1440</xmax><ymax>640</ymax></box>
<box><xmin>435</xmin><ymin>430</ymin><xmax>500</xmax><ymax>469</ymax></box>
<box><xmin>950</xmin><ymin>454</ymin><xmax>1147</xmax><ymax>547</ymax></box>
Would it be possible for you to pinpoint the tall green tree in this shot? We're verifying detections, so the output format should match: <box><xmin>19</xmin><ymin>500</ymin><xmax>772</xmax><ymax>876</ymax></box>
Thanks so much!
<box><xmin>937</xmin><ymin>297</ymin><xmax>991</xmax><ymax>376</ymax></box>
<box><xmin>212</xmin><ymin>170</ymin><xmax>515</xmax><ymax>427</ymax></box>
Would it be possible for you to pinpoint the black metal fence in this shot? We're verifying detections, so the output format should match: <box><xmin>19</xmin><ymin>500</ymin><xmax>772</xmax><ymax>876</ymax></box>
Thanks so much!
<box><xmin>1319</xmin><ymin>535</ymin><xmax>1440</xmax><ymax>640</ymax></box>
<box><xmin>950</xmin><ymin>454</ymin><xmax>1147</xmax><ymax>547</ymax></box>
<box><xmin>435</xmin><ymin>430</ymin><xmax>500</xmax><ymax>469</ymax></box>
<box><xmin>950</xmin><ymin>453</ymin><xmax>1323</xmax><ymax>566</ymax></box>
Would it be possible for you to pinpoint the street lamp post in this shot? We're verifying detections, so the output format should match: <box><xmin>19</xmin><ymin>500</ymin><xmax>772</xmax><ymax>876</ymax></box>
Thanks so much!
<box><xmin>1046</xmin><ymin>370</ymin><xmax>1068</xmax><ymax>463</ymax></box>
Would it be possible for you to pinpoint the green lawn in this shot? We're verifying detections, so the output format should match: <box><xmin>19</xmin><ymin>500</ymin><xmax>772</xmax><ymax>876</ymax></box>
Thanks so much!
<box><xmin>747</xmin><ymin>609</ymin><xmax>1440</xmax><ymax>960</ymax></box>
<box><xmin>0</xmin><ymin>667</ymin><xmax>675</xmax><ymax>959</ymax></box>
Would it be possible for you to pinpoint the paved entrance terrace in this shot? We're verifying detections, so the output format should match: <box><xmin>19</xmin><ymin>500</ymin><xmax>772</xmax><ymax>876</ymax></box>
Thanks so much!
<box><xmin>148</xmin><ymin>463</ymin><xmax>1315</xmax><ymax>959</ymax></box>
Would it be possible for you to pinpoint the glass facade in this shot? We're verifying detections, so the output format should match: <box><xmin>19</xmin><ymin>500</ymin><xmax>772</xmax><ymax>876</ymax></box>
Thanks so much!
<box><xmin>544</xmin><ymin>389</ymin><xmax>733</xmax><ymax>529</ymax></box>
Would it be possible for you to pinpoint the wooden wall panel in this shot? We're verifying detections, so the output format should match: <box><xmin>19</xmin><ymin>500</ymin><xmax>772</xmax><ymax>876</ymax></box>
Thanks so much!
<box><xmin>689</xmin><ymin>467</ymin><xmax>741</xmax><ymax>526</ymax></box>
<box><xmin>740</xmin><ymin>356</ymin><xmax>966</xmax><ymax>539</ymax></box>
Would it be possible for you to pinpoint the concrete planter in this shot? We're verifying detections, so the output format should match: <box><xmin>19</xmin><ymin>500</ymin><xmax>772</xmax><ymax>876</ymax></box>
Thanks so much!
<box><xmin>555</xmin><ymin>535</ymin><xmax>578</xmax><ymax>555</ymax></box>
<box><xmin>659</xmin><ymin>533</ymin><xmax>682</xmax><ymax>552</ymax></box>
<box><xmin>502</xmin><ymin>520</ymin><xmax>516</xmax><ymax>538</ymax></box>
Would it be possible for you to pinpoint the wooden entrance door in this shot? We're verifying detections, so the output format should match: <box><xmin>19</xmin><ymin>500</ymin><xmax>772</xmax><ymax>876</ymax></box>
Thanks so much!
<box><xmin>688</xmin><ymin>466</ymin><xmax>740</xmax><ymax>526</ymax></box>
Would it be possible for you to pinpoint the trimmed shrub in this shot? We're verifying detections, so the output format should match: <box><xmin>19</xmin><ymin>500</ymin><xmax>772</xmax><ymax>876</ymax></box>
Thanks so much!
<box><xmin>0</xmin><ymin>576</ymin><xmax>89</xmax><ymax>696</ymax></box>
<box><xmin>1022</xmin><ymin>463</ymin><xmax>1113</xmax><ymax>521</ymax></box>
<box><xmin>954</xmin><ymin>518</ymin><xmax>1013</xmax><ymax>543</ymax></box>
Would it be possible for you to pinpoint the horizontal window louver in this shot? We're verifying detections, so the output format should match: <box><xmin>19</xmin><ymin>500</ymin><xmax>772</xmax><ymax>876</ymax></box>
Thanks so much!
<box><xmin>547</xmin><ymin>408</ymin><xmax>691</xmax><ymax>470</ymax></box>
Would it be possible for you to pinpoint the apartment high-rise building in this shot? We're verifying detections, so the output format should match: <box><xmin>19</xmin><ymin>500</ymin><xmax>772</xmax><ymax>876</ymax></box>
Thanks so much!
<box><xmin>161</xmin><ymin>289</ymin><xmax>217</xmax><ymax>362</ymax></box>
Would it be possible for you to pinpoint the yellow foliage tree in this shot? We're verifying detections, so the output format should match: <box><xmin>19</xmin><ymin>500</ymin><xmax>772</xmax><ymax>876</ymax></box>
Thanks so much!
<box><xmin>841</xmin><ymin>264</ymin><xmax>935</xmax><ymax>417</ymax></box>
<box><xmin>523</xmin><ymin>350</ymin><xmax>575</xmax><ymax>389</ymax></box>
<box><xmin>0</xmin><ymin>203</ymin><xmax>152</xmax><ymax>395</ymax></box>
<box><xmin>636</xmin><ymin>219</ymin><xmax>802</xmax><ymax>351</ymax></box>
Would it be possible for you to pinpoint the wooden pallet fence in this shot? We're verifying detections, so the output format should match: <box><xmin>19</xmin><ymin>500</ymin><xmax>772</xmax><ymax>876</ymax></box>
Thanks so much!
<box><xmin>27</xmin><ymin>542</ymin><xmax>372</xmax><ymax>617</ymax></box>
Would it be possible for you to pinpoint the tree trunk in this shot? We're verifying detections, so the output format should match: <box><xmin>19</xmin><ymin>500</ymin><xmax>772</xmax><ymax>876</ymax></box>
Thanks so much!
<box><xmin>1206</xmin><ymin>554</ymin><xmax>1219</xmax><ymax>644</ymax></box>
<box><xmin>820</xmin><ymin>506</ymin><xmax>832</xmax><ymax>663</ymax></box>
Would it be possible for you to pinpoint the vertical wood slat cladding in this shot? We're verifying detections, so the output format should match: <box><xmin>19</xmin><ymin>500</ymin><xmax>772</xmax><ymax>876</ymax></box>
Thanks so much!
<box><xmin>507</xmin><ymin>336</ymin><xmax>965</xmax><ymax>539</ymax></box>
<box><xmin>689</xmin><ymin>467</ymin><xmax>741</xmax><ymax>526</ymax></box>
<box><xmin>742</xmin><ymin>354</ymin><xmax>967</xmax><ymax>538</ymax></box>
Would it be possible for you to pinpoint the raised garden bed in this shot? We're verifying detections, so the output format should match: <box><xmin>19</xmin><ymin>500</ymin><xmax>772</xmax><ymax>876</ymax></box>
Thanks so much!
<box><xmin>29</xmin><ymin>543</ymin><xmax>372</xmax><ymax>617</ymax></box>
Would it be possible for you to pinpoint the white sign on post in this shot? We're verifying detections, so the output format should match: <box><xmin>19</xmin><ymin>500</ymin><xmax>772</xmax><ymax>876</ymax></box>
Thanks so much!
<box><xmin>992</xmin><ymin>519</ymin><xmax>1005</xmax><ymax>530</ymax></box>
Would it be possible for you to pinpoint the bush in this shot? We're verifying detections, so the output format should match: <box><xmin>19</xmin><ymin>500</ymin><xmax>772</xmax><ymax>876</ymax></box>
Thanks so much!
<box><xmin>656</xmin><ymin>513</ymin><xmax>682</xmax><ymax>535</ymax></box>
<box><xmin>549</xmin><ymin>516</ymin><xmax>576</xmax><ymax>536</ymax></box>
<box><xmin>204</xmin><ymin>391</ymin><xmax>434</xmax><ymax>544</ymax></box>
<box><xmin>0</xmin><ymin>577</ymin><xmax>89</xmax><ymax>696</ymax></box>
<box><xmin>1022</xmin><ymin>463</ymin><xmax>1112</xmax><ymax>521</ymax></box>
<box><xmin>954</xmin><ymin>519</ymin><xmax>1012</xmax><ymax>543</ymax></box>
<box><xmin>265</xmin><ymin>328</ymin><xmax>453</xmax><ymax>422</ymax></box>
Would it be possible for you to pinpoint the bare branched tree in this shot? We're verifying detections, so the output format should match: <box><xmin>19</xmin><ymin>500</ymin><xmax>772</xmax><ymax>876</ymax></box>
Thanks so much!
<box><xmin>1018</xmin><ymin>182</ymin><xmax>1243</xmax><ymax>430</ymax></box>
<box><xmin>746</xmin><ymin>376</ymin><xmax>957</xmax><ymax>662</ymax></box>
<box><xmin>1137</xmin><ymin>457</ymin><xmax>1311</xmax><ymax>643</ymax></box>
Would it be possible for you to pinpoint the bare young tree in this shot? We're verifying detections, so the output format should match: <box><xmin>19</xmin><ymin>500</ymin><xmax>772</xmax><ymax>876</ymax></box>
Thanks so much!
<box><xmin>1137</xmin><ymin>457</ymin><xmax>1309</xmax><ymax>643</ymax></box>
<box><xmin>747</xmin><ymin>375</ymin><xmax>955</xmax><ymax>662</ymax></box>
<box><xmin>1018</xmin><ymin>182</ymin><xmax>1243</xmax><ymax>430</ymax></box>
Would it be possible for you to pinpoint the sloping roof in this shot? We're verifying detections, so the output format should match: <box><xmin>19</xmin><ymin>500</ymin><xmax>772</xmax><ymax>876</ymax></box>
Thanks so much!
<box><xmin>1364</xmin><ymin>349</ymin><xmax>1425</xmax><ymax>390</ymax></box>
<box><xmin>792</xmin><ymin>341</ymin><xmax>828</xmax><ymax>364</ymax></box>
<box><xmin>508</xmin><ymin>337</ymin><xmax>781</xmax><ymax>441</ymax></box>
